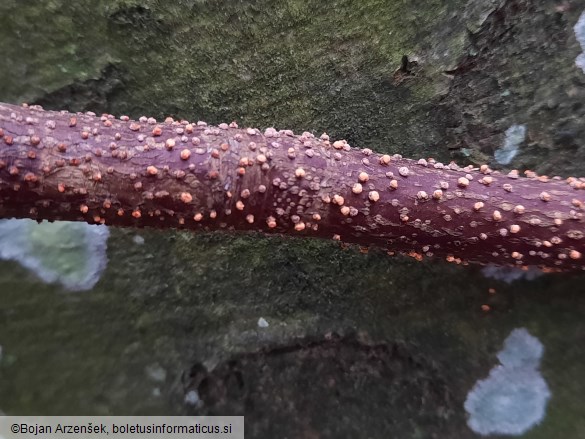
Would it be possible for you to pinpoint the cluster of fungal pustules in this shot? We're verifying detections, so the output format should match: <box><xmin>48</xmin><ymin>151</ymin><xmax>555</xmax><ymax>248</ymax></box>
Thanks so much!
<box><xmin>1</xmin><ymin>102</ymin><xmax>584</xmax><ymax>271</ymax></box>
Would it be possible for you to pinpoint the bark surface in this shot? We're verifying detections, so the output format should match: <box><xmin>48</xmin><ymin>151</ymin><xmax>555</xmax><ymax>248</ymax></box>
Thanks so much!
<box><xmin>2</xmin><ymin>102</ymin><xmax>584</xmax><ymax>271</ymax></box>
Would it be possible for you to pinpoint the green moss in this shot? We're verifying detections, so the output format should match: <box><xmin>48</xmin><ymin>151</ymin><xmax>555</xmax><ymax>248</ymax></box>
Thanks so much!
<box><xmin>0</xmin><ymin>0</ymin><xmax>486</xmax><ymax>163</ymax></box>
<box><xmin>1</xmin><ymin>227</ymin><xmax>585</xmax><ymax>436</ymax></box>
<box><xmin>0</xmin><ymin>0</ymin><xmax>113</xmax><ymax>102</ymax></box>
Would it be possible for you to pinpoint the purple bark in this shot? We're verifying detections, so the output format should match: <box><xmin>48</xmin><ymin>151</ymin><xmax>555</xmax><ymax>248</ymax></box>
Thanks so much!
<box><xmin>1</xmin><ymin>102</ymin><xmax>584</xmax><ymax>271</ymax></box>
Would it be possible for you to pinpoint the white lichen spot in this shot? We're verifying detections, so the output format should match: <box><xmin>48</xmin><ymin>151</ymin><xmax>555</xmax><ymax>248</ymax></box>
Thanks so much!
<box><xmin>481</xmin><ymin>265</ymin><xmax>543</xmax><ymax>283</ymax></box>
<box><xmin>574</xmin><ymin>10</ymin><xmax>585</xmax><ymax>73</ymax></box>
<box><xmin>257</xmin><ymin>317</ymin><xmax>269</xmax><ymax>328</ymax></box>
<box><xmin>495</xmin><ymin>125</ymin><xmax>526</xmax><ymax>165</ymax></box>
<box><xmin>184</xmin><ymin>390</ymin><xmax>200</xmax><ymax>406</ymax></box>
<box><xmin>0</xmin><ymin>219</ymin><xmax>109</xmax><ymax>291</ymax></box>
<box><xmin>133</xmin><ymin>235</ymin><xmax>145</xmax><ymax>245</ymax></box>
<box><xmin>464</xmin><ymin>328</ymin><xmax>550</xmax><ymax>436</ymax></box>
<box><xmin>145</xmin><ymin>363</ymin><xmax>167</xmax><ymax>382</ymax></box>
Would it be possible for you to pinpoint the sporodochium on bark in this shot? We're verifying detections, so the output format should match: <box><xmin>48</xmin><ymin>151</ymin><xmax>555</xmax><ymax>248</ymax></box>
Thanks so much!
<box><xmin>1</xmin><ymin>102</ymin><xmax>585</xmax><ymax>271</ymax></box>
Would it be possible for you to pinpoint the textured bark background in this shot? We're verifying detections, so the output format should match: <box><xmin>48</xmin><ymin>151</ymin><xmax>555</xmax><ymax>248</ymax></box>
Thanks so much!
<box><xmin>1</xmin><ymin>1</ymin><xmax>585</xmax><ymax>438</ymax></box>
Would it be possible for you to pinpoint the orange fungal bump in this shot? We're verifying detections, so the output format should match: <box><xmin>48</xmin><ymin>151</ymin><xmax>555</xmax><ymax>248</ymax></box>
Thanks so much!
<box><xmin>180</xmin><ymin>149</ymin><xmax>191</xmax><ymax>160</ymax></box>
<box><xmin>358</xmin><ymin>172</ymin><xmax>369</xmax><ymax>182</ymax></box>
<box><xmin>294</xmin><ymin>222</ymin><xmax>306</xmax><ymax>231</ymax></box>
<box><xmin>513</xmin><ymin>205</ymin><xmax>525</xmax><ymax>214</ymax></box>
<box><xmin>333</xmin><ymin>195</ymin><xmax>345</xmax><ymax>205</ymax></box>
<box><xmin>239</xmin><ymin>157</ymin><xmax>250</xmax><ymax>167</ymax></box>
<box><xmin>30</xmin><ymin>135</ymin><xmax>40</xmax><ymax>146</ymax></box>
<box><xmin>493</xmin><ymin>210</ymin><xmax>502</xmax><ymax>221</ymax></box>
<box><xmin>267</xmin><ymin>216</ymin><xmax>277</xmax><ymax>228</ymax></box>
<box><xmin>352</xmin><ymin>183</ymin><xmax>363</xmax><ymax>194</ymax></box>
<box><xmin>473</xmin><ymin>202</ymin><xmax>484</xmax><ymax>211</ymax></box>
<box><xmin>180</xmin><ymin>192</ymin><xmax>193</xmax><ymax>203</ymax></box>
<box><xmin>147</xmin><ymin>165</ymin><xmax>158</xmax><ymax>175</ymax></box>
<box><xmin>295</xmin><ymin>168</ymin><xmax>306</xmax><ymax>178</ymax></box>
<box><xmin>23</xmin><ymin>172</ymin><xmax>37</xmax><ymax>183</ymax></box>
<box><xmin>368</xmin><ymin>191</ymin><xmax>380</xmax><ymax>202</ymax></box>
<box><xmin>458</xmin><ymin>177</ymin><xmax>470</xmax><ymax>188</ymax></box>
<box><xmin>380</xmin><ymin>155</ymin><xmax>391</xmax><ymax>165</ymax></box>
<box><xmin>510</xmin><ymin>224</ymin><xmax>521</xmax><ymax>234</ymax></box>
<box><xmin>540</xmin><ymin>191</ymin><xmax>551</xmax><ymax>201</ymax></box>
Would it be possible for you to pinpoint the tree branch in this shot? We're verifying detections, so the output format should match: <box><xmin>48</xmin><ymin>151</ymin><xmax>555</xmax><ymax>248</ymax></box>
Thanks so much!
<box><xmin>1</xmin><ymin>102</ymin><xmax>584</xmax><ymax>271</ymax></box>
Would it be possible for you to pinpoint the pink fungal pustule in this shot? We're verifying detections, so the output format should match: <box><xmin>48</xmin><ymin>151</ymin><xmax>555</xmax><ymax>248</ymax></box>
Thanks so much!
<box><xmin>1</xmin><ymin>102</ymin><xmax>585</xmax><ymax>272</ymax></box>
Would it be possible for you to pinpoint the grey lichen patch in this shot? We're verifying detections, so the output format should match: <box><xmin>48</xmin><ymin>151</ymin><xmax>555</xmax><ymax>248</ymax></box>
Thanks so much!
<box><xmin>465</xmin><ymin>328</ymin><xmax>550</xmax><ymax>436</ymax></box>
<box><xmin>494</xmin><ymin>124</ymin><xmax>526</xmax><ymax>165</ymax></box>
<box><xmin>574</xmin><ymin>10</ymin><xmax>585</xmax><ymax>74</ymax></box>
<box><xmin>0</xmin><ymin>219</ymin><xmax>109</xmax><ymax>291</ymax></box>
